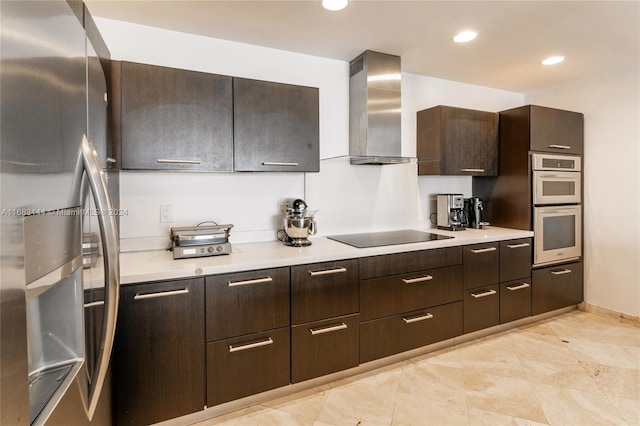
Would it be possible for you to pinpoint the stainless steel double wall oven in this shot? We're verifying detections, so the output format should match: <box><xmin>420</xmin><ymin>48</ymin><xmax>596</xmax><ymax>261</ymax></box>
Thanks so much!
<box><xmin>531</xmin><ymin>153</ymin><xmax>582</xmax><ymax>266</ymax></box>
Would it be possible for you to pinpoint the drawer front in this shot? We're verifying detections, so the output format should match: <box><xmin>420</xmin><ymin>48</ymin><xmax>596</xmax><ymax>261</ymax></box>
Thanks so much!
<box><xmin>206</xmin><ymin>267</ymin><xmax>289</xmax><ymax>341</ymax></box>
<box><xmin>359</xmin><ymin>302</ymin><xmax>463</xmax><ymax>363</ymax></box>
<box><xmin>206</xmin><ymin>327</ymin><xmax>290</xmax><ymax>406</ymax></box>
<box><xmin>360</xmin><ymin>265</ymin><xmax>463</xmax><ymax>321</ymax></box>
<box><xmin>463</xmin><ymin>242</ymin><xmax>499</xmax><ymax>289</ymax></box>
<box><xmin>500</xmin><ymin>279</ymin><xmax>532</xmax><ymax>324</ymax></box>
<box><xmin>291</xmin><ymin>259</ymin><xmax>358</xmax><ymax>325</ymax></box>
<box><xmin>359</xmin><ymin>246</ymin><xmax>462</xmax><ymax>280</ymax></box>
<box><xmin>291</xmin><ymin>314</ymin><xmax>359</xmax><ymax>383</ymax></box>
<box><xmin>464</xmin><ymin>284</ymin><xmax>500</xmax><ymax>333</ymax></box>
<box><xmin>532</xmin><ymin>262</ymin><xmax>583</xmax><ymax>315</ymax></box>
<box><xmin>500</xmin><ymin>238</ymin><xmax>532</xmax><ymax>282</ymax></box>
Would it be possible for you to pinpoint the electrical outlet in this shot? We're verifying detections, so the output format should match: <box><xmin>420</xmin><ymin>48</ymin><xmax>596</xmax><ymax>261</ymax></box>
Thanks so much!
<box><xmin>160</xmin><ymin>205</ymin><xmax>173</xmax><ymax>223</ymax></box>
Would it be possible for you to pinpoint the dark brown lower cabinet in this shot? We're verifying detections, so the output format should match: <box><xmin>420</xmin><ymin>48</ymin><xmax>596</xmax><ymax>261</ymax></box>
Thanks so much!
<box><xmin>464</xmin><ymin>284</ymin><xmax>500</xmax><ymax>333</ymax></box>
<box><xmin>360</xmin><ymin>265</ymin><xmax>463</xmax><ymax>321</ymax></box>
<box><xmin>207</xmin><ymin>327</ymin><xmax>290</xmax><ymax>406</ymax></box>
<box><xmin>463</xmin><ymin>243</ymin><xmax>499</xmax><ymax>289</ymax></box>
<box><xmin>115</xmin><ymin>278</ymin><xmax>205</xmax><ymax>426</ymax></box>
<box><xmin>500</xmin><ymin>238</ymin><xmax>532</xmax><ymax>282</ymax></box>
<box><xmin>532</xmin><ymin>262</ymin><xmax>583</xmax><ymax>315</ymax></box>
<box><xmin>500</xmin><ymin>279</ymin><xmax>532</xmax><ymax>324</ymax></box>
<box><xmin>291</xmin><ymin>314</ymin><xmax>359</xmax><ymax>383</ymax></box>
<box><xmin>291</xmin><ymin>259</ymin><xmax>359</xmax><ymax>325</ymax></box>
<box><xmin>359</xmin><ymin>302</ymin><xmax>463</xmax><ymax>363</ymax></box>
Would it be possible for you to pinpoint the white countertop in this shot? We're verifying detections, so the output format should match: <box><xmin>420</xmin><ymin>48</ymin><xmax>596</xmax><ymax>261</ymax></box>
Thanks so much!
<box><xmin>119</xmin><ymin>227</ymin><xmax>533</xmax><ymax>285</ymax></box>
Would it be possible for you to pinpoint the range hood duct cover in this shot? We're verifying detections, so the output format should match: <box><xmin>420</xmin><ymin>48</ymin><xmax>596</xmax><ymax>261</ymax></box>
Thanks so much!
<box><xmin>349</xmin><ymin>50</ymin><xmax>409</xmax><ymax>165</ymax></box>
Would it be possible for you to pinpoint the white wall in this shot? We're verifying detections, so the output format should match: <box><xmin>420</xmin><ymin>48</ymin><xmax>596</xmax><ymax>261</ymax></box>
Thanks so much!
<box><xmin>526</xmin><ymin>68</ymin><xmax>640</xmax><ymax>318</ymax></box>
<box><xmin>95</xmin><ymin>18</ymin><xmax>522</xmax><ymax>250</ymax></box>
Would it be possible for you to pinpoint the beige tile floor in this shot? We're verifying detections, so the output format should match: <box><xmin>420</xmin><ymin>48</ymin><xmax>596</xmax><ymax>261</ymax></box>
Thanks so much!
<box><xmin>193</xmin><ymin>311</ymin><xmax>640</xmax><ymax>426</ymax></box>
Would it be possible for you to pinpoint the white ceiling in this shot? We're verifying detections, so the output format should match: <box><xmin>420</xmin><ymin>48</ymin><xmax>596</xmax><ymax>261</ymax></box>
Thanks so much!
<box><xmin>85</xmin><ymin>0</ymin><xmax>640</xmax><ymax>93</ymax></box>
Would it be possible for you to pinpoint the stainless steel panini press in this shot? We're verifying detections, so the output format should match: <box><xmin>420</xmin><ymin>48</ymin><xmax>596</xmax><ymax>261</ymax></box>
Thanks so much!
<box><xmin>171</xmin><ymin>224</ymin><xmax>233</xmax><ymax>259</ymax></box>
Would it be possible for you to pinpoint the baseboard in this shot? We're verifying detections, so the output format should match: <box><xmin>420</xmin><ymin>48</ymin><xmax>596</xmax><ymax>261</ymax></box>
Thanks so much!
<box><xmin>579</xmin><ymin>302</ymin><xmax>640</xmax><ymax>328</ymax></box>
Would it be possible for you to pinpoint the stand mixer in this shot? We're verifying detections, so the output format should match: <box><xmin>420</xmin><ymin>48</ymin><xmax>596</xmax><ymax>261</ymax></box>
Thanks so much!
<box><xmin>278</xmin><ymin>199</ymin><xmax>317</xmax><ymax>247</ymax></box>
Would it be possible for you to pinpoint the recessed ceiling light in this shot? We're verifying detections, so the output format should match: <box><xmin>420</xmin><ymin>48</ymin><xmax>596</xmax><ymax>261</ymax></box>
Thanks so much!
<box><xmin>453</xmin><ymin>31</ymin><xmax>477</xmax><ymax>43</ymax></box>
<box><xmin>322</xmin><ymin>0</ymin><xmax>349</xmax><ymax>11</ymax></box>
<box><xmin>542</xmin><ymin>56</ymin><xmax>565</xmax><ymax>65</ymax></box>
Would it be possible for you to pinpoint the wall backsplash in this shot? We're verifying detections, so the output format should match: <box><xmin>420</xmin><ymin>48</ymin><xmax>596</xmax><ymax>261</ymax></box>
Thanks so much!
<box><xmin>118</xmin><ymin>171</ymin><xmax>304</xmax><ymax>251</ymax></box>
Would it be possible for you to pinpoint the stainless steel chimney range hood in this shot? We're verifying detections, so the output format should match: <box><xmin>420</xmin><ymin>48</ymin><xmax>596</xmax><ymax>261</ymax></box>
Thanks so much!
<box><xmin>349</xmin><ymin>50</ymin><xmax>410</xmax><ymax>165</ymax></box>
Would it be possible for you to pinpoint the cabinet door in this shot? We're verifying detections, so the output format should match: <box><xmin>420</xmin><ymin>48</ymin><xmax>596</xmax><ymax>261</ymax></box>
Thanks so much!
<box><xmin>417</xmin><ymin>106</ymin><xmax>498</xmax><ymax>176</ymax></box>
<box><xmin>115</xmin><ymin>278</ymin><xmax>205</xmax><ymax>425</ymax></box>
<box><xmin>500</xmin><ymin>238</ymin><xmax>532</xmax><ymax>282</ymax></box>
<box><xmin>360</xmin><ymin>265</ymin><xmax>463</xmax><ymax>321</ymax></box>
<box><xmin>500</xmin><ymin>279</ymin><xmax>532</xmax><ymax>324</ymax></box>
<box><xmin>529</xmin><ymin>105</ymin><xmax>583</xmax><ymax>156</ymax></box>
<box><xmin>360</xmin><ymin>302</ymin><xmax>463</xmax><ymax>363</ymax></box>
<box><xmin>463</xmin><ymin>284</ymin><xmax>500</xmax><ymax>333</ymax></box>
<box><xmin>463</xmin><ymin>242</ymin><xmax>499</xmax><ymax>289</ymax></box>
<box><xmin>291</xmin><ymin>314</ymin><xmax>359</xmax><ymax>383</ymax></box>
<box><xmin>291</xmin><ymin>259</ymin><xmax>358</xmax><ymax>325</ymax></box>
<box><xmin>532</xmin><ymin>262</ymin><xmax>583</xmax><ymax>315</ymax></box>
<box><xmin>233</xmin><ymin>78</ymin><xmax>319</xmax><ymax>172</ymax></box>
<box><xmin>206</xmin><ymin>267</ymin><xmax>289</xmax><ymax>341</ymax></box>
<box><xmin>119</xmin><ymin>61</ymin><xmax>233</xmax><ymax>171</ymax></box>
<box><xmin>206</xmin><ymin>327</ymin><xmax>290</xmax><ymax>406</ymax></box>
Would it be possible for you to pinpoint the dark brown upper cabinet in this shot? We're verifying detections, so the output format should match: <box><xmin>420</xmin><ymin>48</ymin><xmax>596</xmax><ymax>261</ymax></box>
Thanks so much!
<box><xmin>112</xmin><ymin>61</ymin><xmax>233</xmax><ymax>171</ymax></box>
<box><xmin>417</xmin><ymin>105</ymin><xmax>498</xmax><ymax>176</ymax></box>
<box><xmin>233</xmin><ymin>78</ymin><xmax>319</xmax><ymax>172</ymax></box>
<box><xmin>501</xmin><ymin>105</ymin><xmax>583</xmax><ymax>156</ymax></box>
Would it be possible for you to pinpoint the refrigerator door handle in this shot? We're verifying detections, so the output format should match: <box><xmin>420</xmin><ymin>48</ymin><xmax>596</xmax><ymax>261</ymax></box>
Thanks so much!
<box><xmin>78</xmin><ymin>135</ymin><xmax>120</xmax><ymax>420</ymax></box>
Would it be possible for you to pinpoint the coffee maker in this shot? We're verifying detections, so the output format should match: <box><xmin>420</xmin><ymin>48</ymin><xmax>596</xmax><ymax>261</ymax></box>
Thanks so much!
<box><xmin>436</xmin><ymin>194</ymin><xmax>467</xmax><ymax>231</ymax></box>
<box><xmin>464</xmin><ymin>197</ymin><xmax>488</xmax><ymax>229</ymax></box>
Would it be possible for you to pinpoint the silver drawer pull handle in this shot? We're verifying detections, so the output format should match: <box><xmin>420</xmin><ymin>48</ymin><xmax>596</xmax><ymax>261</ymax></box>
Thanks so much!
<box><xmin>228</xmin><ymin>276</ymin><xmax>273</xmax><ymax>287</ymax></box>
<box><xmin>551</xmin><ymin>269</ymin><xmax>572</xmax><ymax>275</ymax></box>
<box><xmin>134</xmin><ymin>288</ymin><xmax>189</xmax><ymax>300</ymax></box>
<box><xmin>402</xmin><ymin>275</ymin><xmax>434</xmax><ymax>284</ymax></box>
<box><xmin>506</xmin><ymin>283</ymin><xmax>530</xmax><ymax>291</ymax></box>
<box><xmin>548</xmin><ymin>144</ymin><xmax>571</xmax><ymax>150</ymax></box>
<box><xmin>84</xmin><ymin>300</ymin><xmax>105</xmax><ymax>308</ymax></box>
<box><xmin>106</xmin><ymin>157</ymin><xmax>117</xmax><ymax>163</ymax></box>
<box><xmin>460</xmin><ymin>168</ymin><xmax>485</xmax><ymax>173</ymax></box>
<box><xmin>310</xmin><ymin>323</ymin><xmax>348</xmax><ymax>335</ymax></box>
<box><xmin>309</xmin><ymin>267</ymin><xmax>347</xmax><ymax>276</ymax></box>
<box><xmin>470</xmin><ymin>247</ymin><xmax>497</xmax><ymax>254</ymax></box>
<box><xmin>506</xmin><ymin>243</ymin><xmax>530</xmax><ymax>249</ymax></box>
<box><xmin>229</xmin><ymin>337</ymin><xmax>274</xmax><ymax>353</ymax></box>
<box><xmin>471</xmin><ymin>289</ymin><xmax>497</xmax><ymax>298</ymax></box>
<box><xmin>403</xmin><ymin>313</ymin><xmax>434</xmax><ymax>324</ymax></box>
<box><xmin>157</xmin><ymin>158</ymin><xmax>202</xmax><ymax>165</ymax></box>
<box><xmin>262</xmin><ymin>162</ymin><xmax>299</xmax><ymax>167</ymax></box>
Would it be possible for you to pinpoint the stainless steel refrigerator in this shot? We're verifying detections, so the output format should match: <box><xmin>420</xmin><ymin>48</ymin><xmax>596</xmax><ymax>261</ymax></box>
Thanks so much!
<box><xmin>1</xmin><ymin>1</ymin><xmax>119</xmax><ymax>424</ymax></box>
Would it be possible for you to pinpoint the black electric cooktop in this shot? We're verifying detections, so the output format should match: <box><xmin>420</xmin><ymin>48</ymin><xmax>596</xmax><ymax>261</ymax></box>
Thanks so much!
<box><xmin>327</xmin><ymin>230</ymin><xmax>453</xmax><ymax>248</ymax></box>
